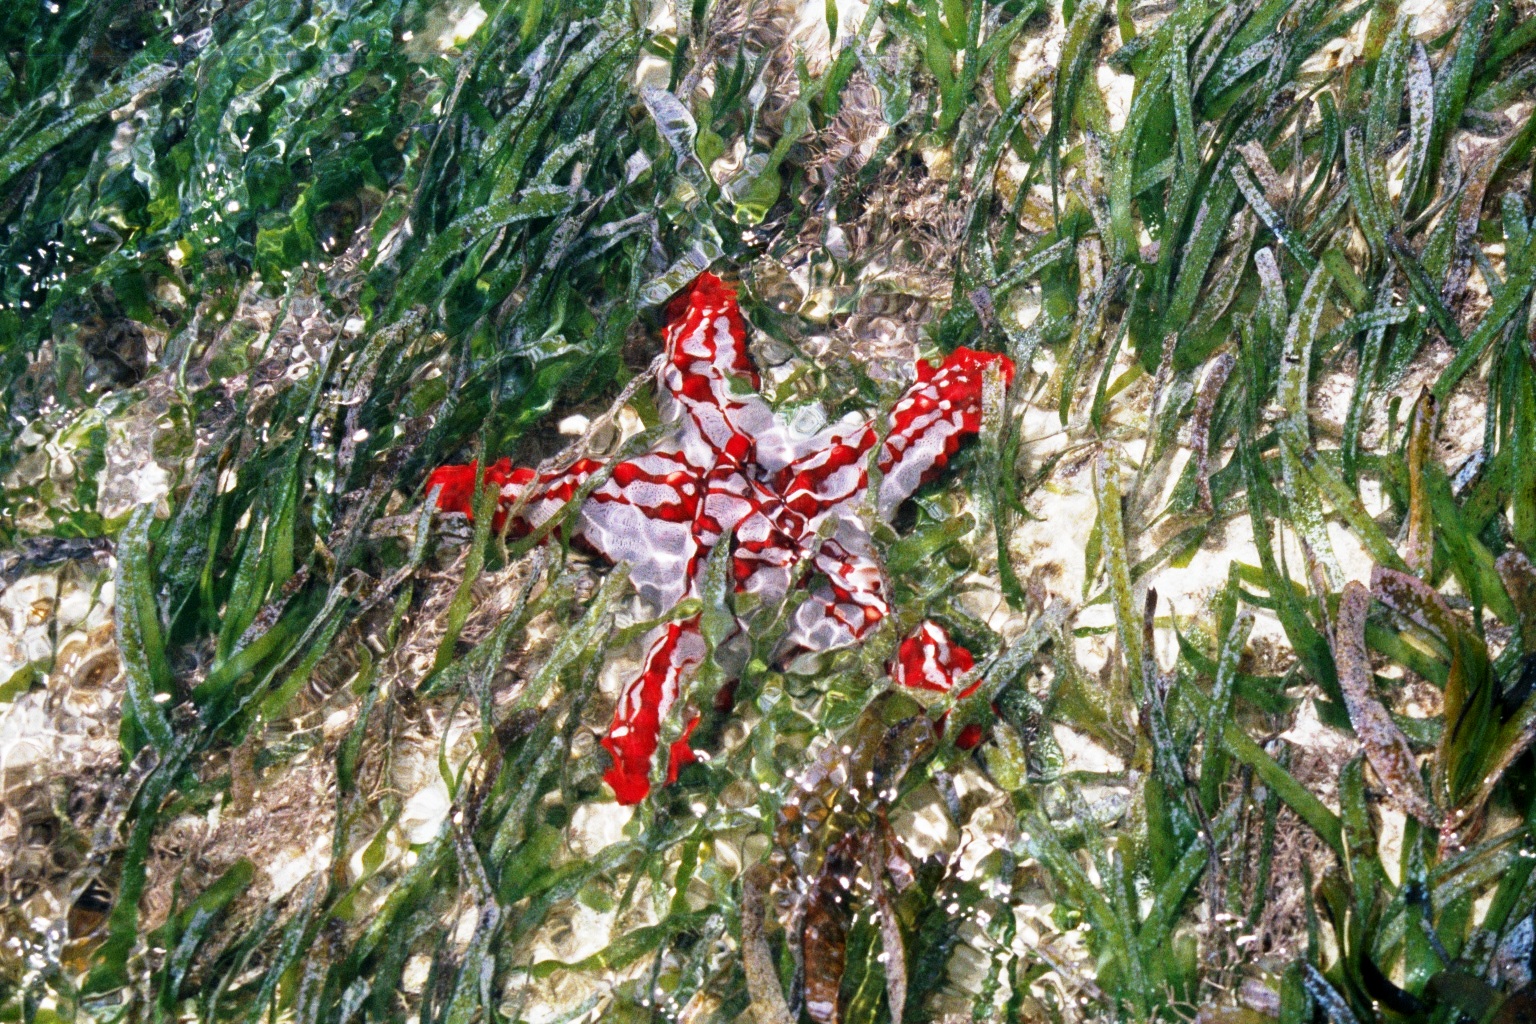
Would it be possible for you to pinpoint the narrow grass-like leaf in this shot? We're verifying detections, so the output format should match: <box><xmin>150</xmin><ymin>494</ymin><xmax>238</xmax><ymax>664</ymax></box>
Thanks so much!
<box><xmin>116</xmin><ymin>506</ymin><xmax>174</xmax><ymax>755</ymax></box>
<box><xmin>1335</xmin><ymin>581</ymin><xmax>1439</xmax><ymax>827</ymax></box>
<box><xmin>1096</xmin><ymin>457</ymin><xmax>1144</xmax><ymax>704</ymax></box>
<box><xmin>1199</xmin><ymin>610</ymin><xmax>1253</xmax><ymax>814</ymax></box>
<box><xmin>1277</xmin><ymin>261</ymin><xmax>1342</xmax><ymax>587</ymax></box>
<box><xmin>1404</xmin><ymin>390</ymin><xmax>1436</xmax><ymax>573</ymax></box>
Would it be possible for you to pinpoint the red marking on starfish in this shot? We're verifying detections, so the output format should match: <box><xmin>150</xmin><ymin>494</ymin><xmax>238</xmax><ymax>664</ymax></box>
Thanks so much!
<box><xmin>600</xmin><ymin>617</ymin><xmax>705</xmax><ymax>805</ymax></box>
<box><xmin>425</xmin><ymin>458</ymin><xmax>514</xmax><ymax>528</ymax></box>
<box><xmin>430</xmin><ymin>273</ymin><xmax>1013</xmax><ymax>801</ymax></box>
<box><xmin>893</xmin><ymin>621</ymin><xmax>984</xmax><ymax>750</ymax></box>
<box><xmin>425</xmin><ymin>458</ymin><xmax>604</xmax><ymax>536</ymax></box>
<box><xmin>894</xmin><ymin>621</ymin><xmax>976</xmax><ymax>692</ymax></box>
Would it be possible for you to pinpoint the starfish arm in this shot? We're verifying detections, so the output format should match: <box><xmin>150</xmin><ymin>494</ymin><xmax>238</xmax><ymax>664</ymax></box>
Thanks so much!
<box><xmin>892</xmin><ymin>621</ymin><xmax>977</xmax><ymax>693</ymax></box>
<box><xmin>575</xmin><ymin>447</ymin><xmax>706</xmax><ymax>609</ymax></box>
<box><xmin>663</xmin><ymin>272</ymin><xmax>758</xmax><ymax>389</ymax></box>
<box><xmin>775</xmin><ymin>423</ymin><xmax>879</xmax><ymax>522</ymax></box>
<box><xmin>425</xmin><ymin>458</ymin><xmax>513</xmax><ymax>517</ymax></box>
<box><xmin>892</xmin><ymin>621</ymin><xmax>984</xmax><ymax>750</ymax></box>
<box><xmin>661</xmin><ymin>273</ymin><xmax>796</xmax><ymax>475</ymax></box>
<box><xmin>427</xmin><ymin>457</ymin><xmax>605</xmax><ymax>534</ymax></box>
<box><xmin>771</xmin><ymin>347</ymin><xmax>1016</xmax><ymax>526</ymax></box>
<box><xmin>875</xmin><ymin>347</ymin><xmax>1016</xmax><ymax>519</ymax></box>
<box><xmin>428</xmin><ymin>451</ymin><xmax>705</xmax><ymax>610</ymax></box>
<box><xmin>500</xmin><ymin>457</ymin><xmax>607</xmax><ymax>529</ymax></box>
<box><xmin>601</xmin><ymin>617</ymin><xmax>706</xmax><ymax>805</ymax></box>
<box><xmin>787</xmin><ymin>524</ymin><xmax>891</xmax><ymax>652</ymax></box>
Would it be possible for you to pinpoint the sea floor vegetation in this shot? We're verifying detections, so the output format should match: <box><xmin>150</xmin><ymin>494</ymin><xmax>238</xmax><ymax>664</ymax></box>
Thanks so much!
<box><xmin>3</xmin><ymin>0</ymin><xmax>1536</xmax><ymax>1021</ymax></box>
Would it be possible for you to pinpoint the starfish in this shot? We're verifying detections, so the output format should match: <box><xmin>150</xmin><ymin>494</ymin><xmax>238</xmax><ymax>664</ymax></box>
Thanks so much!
<box><xmin>429</xmin><ymin>273</ymin><xmax>1013</xmax><ymax>803</ymax></box>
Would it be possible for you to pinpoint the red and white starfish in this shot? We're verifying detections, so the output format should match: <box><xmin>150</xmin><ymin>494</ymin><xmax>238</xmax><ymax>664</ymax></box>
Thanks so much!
<box><xmin>429</xmin><ymin>274</ymin><xmax>1013</xmax><ymax>803</ymax></box>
